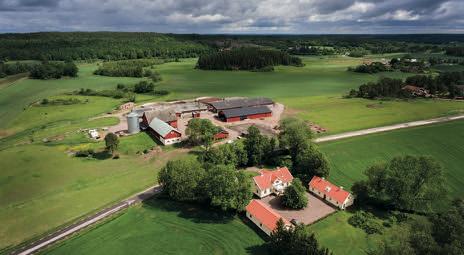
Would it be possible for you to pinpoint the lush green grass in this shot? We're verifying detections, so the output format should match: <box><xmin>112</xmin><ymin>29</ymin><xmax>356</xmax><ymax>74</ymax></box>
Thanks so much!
<box><xmin>43</xmin><ymin>199</ymin><xmax>267</xmax><ymax>255</ymax></box>
<box><xmin>310</xmin><ymin>211</ymin><xmax>410</xmax><ymax>255</ymax></box>
<box><xmin>319</xmin><ymin>120</ymin><xmax>464</xmax><ymax>200</ymax></box>
<box><xmin>280</xmin><ymin>96</ymin><xmax>464</xmax><ymax>134</ymax></box>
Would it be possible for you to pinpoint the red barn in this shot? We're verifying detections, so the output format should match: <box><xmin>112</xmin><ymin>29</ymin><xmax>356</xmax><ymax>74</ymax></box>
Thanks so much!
<box><xmin>218</xmin><ymin>106</ymin><xmax>272</xmax><ymax>122</ymax></box>
<box><xmin>147</xmin><ymin>118</ymin><xmax>181</xmax><ymax>145</ymax></box>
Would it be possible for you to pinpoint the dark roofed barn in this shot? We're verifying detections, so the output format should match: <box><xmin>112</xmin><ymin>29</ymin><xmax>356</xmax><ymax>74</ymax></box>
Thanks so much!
<box><xmin>208</xmin><ymin>97</ymin><xmax>274</xmax><ymax>112</ymax></box>
<box><xmin>219</xmin><ymin>106</ymin><xmax>272</xmax><ymax>122</ymax></box>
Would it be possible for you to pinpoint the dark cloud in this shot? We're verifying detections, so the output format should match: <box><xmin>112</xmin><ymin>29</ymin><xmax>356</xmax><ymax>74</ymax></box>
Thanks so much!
<box><xmin>0</xmin><ymin>0</ymin><xmax>462</xmax><ymax>33</ymax></box>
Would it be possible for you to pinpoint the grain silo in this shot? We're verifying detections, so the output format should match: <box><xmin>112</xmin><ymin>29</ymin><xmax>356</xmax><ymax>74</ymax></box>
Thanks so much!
<box><xmin>127</xmin><ymin>111</ymin><xmax>140</xmax><ymax>134</ymax></box>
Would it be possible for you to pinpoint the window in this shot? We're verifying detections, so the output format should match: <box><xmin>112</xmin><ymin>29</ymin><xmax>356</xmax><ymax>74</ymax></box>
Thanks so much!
<box><xmin>260</xmin><ymin>223</ymin><xmax>262</xmax><ymax>227</ymax></box>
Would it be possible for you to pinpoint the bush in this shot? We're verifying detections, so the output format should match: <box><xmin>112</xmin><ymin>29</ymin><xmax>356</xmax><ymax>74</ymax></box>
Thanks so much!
<box><xmin>348</xmin><ymin>211</ymin><xmax>383</xmax><ymax>235</ymax></box>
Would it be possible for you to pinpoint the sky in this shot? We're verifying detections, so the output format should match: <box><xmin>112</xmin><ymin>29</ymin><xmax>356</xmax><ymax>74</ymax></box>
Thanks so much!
<box><xmin>0</xmin><ymin>0</ymin><xmax>463</xmax><ymax>34</ymax></box>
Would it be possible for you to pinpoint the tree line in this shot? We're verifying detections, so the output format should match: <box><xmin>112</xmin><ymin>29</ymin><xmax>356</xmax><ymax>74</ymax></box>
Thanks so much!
<box><xmin>93</xmin><ymin>59</ymin><xmax>167</xmax><ymax>78</ymax></box>
<box><xmin>0</xmin><ymin>61</ymin><xmax>37</xmax><ymax>78</ymax></box>
<box><xmin>29</xmin><ymin>61</ymin><xmax>78</xmax><ymax>79</ymax></box>
<box><xmin>0</xmin><ymin>32</ymin><xmax>211</xmax><ymax>61</ymax></box>
<box><xmin>348</xmin><ymin>71</ymin><xmax>464</xmax><ymax>99</ymax></box>
<box><xmin>196</xmin><ymin>47</ymin><xmax>303</xmax><ymax>71</ymax></box>
<box><xmin>446</xmin><ymin>46</ymin><xmax>464</xmax><ymax>57</ymax></box>
<box><xmin>349</xmin><ymin>57</ymin><xmax>428</xmax><ymax>74</ymax></box>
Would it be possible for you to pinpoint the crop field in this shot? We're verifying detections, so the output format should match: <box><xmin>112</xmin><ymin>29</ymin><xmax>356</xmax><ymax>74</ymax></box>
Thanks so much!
<box><xmin>43</xmin><ymin>198</ymin><xmax>267</xmax><ymax>255</ymax></box>
<box><xmin>319</xmin><ymin>120</ymin><xmax>464</xmax><ymax>201</ymax></box>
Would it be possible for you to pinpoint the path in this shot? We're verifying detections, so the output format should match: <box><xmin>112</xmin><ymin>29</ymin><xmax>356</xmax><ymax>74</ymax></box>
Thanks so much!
<box><xmin>315</xmin><ymin>114</ymin><xmax>464</xmax><ymax>143</ymax></box>
<box><xmin>11</xmin><ymin>185</ymin><xmax>162</xmax><ymax>255</ymax></box>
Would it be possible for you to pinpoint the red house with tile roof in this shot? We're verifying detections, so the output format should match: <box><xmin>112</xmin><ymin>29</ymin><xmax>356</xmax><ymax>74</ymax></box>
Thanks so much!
<box><xmin>245</xmin><ymin>199</ymin><xmax>291</xmax><ymax>236</ymax></box>
<box><xmin>253</xmin><ymin>167</ymin><xmax>294</xmax><ymax>198</ymax></box>
<box><xmin>308</xmin><ymin>176</ymin><xmax>354</xmax><ymax>209</ymax></box>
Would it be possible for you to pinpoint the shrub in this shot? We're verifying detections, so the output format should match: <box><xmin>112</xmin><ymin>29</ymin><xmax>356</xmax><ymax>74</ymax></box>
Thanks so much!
<box><xmin>348</xmin><ymin>211</ymin><xmax>383</xmax><ymax>235</ymax></box>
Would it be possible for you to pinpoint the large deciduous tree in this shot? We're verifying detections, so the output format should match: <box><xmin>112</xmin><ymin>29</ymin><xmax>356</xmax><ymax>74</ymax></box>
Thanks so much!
<box><xmin>158</xmin><ymin>159</ymin><xmax>206</xmax><ymax>201</ymax></box>
<box><xmin>352</xmin><ymin>155</ymin><xmax>445</xmax><ymax>212</ymax></box>
<box><xmin>244</xmin><ymin>125</ymin><xmax>270</xmax><ymax>166</ymax></box>
<box><xmin>186</xmin><ymin>118</ymin><xmax>218</xmax><ymax>148</ymax></box>
<box><xmin>281</xmin><ymin>178</ymin><xmax>308</xmax><ymax>209</ymax></box>
<box><xmin>104</xmin><ymin>132</ymin><xmax>119</xmax><ymax>155</ymax></box>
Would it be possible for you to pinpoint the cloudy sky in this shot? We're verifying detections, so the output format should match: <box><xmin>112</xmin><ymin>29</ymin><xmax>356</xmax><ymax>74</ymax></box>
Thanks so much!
<box><xmin>0</xmin><ymin>0</ymin><xmax>463</xmax><ymax>34</ymax></box>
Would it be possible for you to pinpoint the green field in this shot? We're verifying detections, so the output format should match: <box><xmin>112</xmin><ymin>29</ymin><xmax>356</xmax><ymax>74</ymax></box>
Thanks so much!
<box><xmin>43</xmin><ymin>198</ymin><xmax>267</xmax><ymax>255</ymax></box>
<box><xmin>319</xmin><ymin>120</ymin><xmax>464</xmax><ymax>200</ymax></box>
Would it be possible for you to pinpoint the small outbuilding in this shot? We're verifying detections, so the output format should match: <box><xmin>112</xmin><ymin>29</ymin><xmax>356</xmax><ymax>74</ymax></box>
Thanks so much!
<box><xmin>245</xmin><ymin>199</ymin><xmax>291</xmax><ymax>236</ymax></box>
<box><xmin>218</xmin><ymin>106</ymin><xmax>272</xmax><ymax>122</ymax></box>
<box><xmin>308</xmin><ymin>176</ymin><xmax>354</xmax><ymax>210</ymax></box>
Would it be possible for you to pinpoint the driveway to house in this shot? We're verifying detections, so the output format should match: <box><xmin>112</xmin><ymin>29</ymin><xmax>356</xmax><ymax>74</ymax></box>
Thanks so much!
<box><xmin>11</xmin><ymin>185</ymin><xmax>162</xmax><ymax>255</ymax></box>
<box><xmin>315</xmin><ymin>114</ymin><xmax>464</xmax><ymax>143</ymax></box>
<box><xmin>261</xmin><ymin>193</ymin><xmax>336</xmax><ymax>225</ymax></box>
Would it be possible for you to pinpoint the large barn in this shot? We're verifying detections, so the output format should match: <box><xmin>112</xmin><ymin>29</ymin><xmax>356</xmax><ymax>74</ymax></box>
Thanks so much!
<box><xmin>142</xmin><ymin>110</ymin><xmax>178</xmax><ymax>128</ymax></box>
<box><xmin>146</xmin><ymin>118</ymin><xmax>182</xmax><ymax>145</ymax></box>
<box><xmin>208</xmin><ymin>97</ymin><xmax>274</xmax><ymax>112</ymax></box>
<box><xmin>218</xmin><ymin>106</ymin><xmax>272</xmax><ymax>122</ymax></box>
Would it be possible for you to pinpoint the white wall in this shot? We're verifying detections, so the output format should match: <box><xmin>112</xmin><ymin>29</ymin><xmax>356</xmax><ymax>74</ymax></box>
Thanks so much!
<box><xmin>246</xmin><ymin>211</ymin><xmax>272</xmax><ymax>236</ymax></box>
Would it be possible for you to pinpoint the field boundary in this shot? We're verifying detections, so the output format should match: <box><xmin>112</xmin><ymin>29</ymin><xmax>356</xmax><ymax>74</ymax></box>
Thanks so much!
<box><xmin>315</xmin><ymin>114</ymin><xmax>464</xmax><ymax>143</ymax></box>
<box><xmin>10</xmin><ymin>185</ymin><xmax>161</xmax><ymax>255</ymax></box>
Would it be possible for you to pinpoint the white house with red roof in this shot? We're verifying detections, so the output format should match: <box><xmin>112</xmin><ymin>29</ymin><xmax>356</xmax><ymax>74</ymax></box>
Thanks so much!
<box><xmin>252</xmin><ymin>167</ymin><xmax>294</xmax><ymax>198</ymax></box>
<box><xmin>308</xmin><ymin>176</ymin><xmax>354</xmax><ymax>210</ymax></box>
<box><xmin>245</xmin><ymin>199</ymin><xmax>291</xmax><ymax>236</ymax></box>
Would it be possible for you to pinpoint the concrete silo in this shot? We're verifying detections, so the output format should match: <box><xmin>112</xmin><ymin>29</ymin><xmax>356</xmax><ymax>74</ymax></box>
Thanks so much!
<box><xmin>127</xmin><ymin>112</ymin><xmax>140</xmax><ymax>134</ymax></box>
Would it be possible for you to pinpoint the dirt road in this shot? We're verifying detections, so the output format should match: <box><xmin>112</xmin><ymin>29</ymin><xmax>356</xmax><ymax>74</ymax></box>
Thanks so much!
<box><xmin>315</xmin><ymin>114</ymin><xmax>464</xmax><ymax>143</ymax></box>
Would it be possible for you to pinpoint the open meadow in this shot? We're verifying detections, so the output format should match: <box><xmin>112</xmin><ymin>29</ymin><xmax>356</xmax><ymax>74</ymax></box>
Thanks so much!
<box><xmin>43</xmin><ymin>198</ymin><xmax>267</xmax><ymax>255</ymax></box>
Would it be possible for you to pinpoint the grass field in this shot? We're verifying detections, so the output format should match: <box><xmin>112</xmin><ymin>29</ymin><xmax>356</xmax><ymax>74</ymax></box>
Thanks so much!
<box><xmin>319</xmin><ymin>120</ymin><xmax>464</xmax><ymax>201</ymax></box>
<box><xmin>43</xmin><ymin>198</ymin><xmax>267</xmax><ymax>255</ymax></box>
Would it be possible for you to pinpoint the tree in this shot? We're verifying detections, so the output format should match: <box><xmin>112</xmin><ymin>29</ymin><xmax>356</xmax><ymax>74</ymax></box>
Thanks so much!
<box><xmin>293</xmin><ymin>145</ymin><xmax>330</xmax><ymax>183</ymax></box>
<box><xmin>353</xmin><ymin>155</ymin><xmax>445</xmax><ymax>212</ymax></box>
<box><xmin>104</xmin><ymin>133</ymin><xmax>119</xmax><ymax>154</ymax></box>
<box><xmin>204</xmin><ymin>165</ymin><xmax>252</xmax><ymax>211</ymax></box>
<box><xmin>199</xmin><ymin>142</ymin><xmax>248</xmax><ymax>168</ymax></box>
<box><xmin>282</xmin><ymin>178</ymin><xmax>308</xmax><ymax>209</ymax></box>
<box><xmin>133</xmin><ymin>81</ymin><xmax>155</xmax><ymax>93</ymax></box>
<box><xmin>278</xmin><ymin>118</ymin><xmax>312</xmax><ymax>160</ymax></box>
<box><xmin>186</xmin><ymin>118</ymin><xmax>218</xmax><ymax>148</ymax></box>
<box><xmin>244</xmin><ymin>126</ymin><xmax>270</xmax><ymax>166</ymax></box>
<box><xmin>269</xmin><ymin>219</ymin><xmax>331</xmax><ymax>255</ymax></box>
<box><xmin>158</xmin><ymin>159</ymin><xmax>206</xmax><ymax>201</ymax></box>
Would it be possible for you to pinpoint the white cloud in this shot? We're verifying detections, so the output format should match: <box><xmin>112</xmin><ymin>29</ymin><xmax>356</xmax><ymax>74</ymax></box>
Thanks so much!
<box><xmin>308</xmin><ymin>2</ymin><xmax>375</xmax><ymax>22</ymax></box>
<box><xmin>167</xmin><ymin>13</ymin><xmax>229</xmax><ymax>24</ymax></box>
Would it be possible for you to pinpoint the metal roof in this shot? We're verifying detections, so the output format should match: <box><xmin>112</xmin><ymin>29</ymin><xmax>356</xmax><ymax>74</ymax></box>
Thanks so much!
<box><xmin>220</xmin><ymin>105</ymin><xmax>271</xmax><ymax>119</ymax></box>
<box><xmin>148</xmin><ymin>118</ymin><xmax>179</xmax><ymax>137</ymax></box>
<box><xmin>210</xmin><ymin>97</ymin><xmax>273</xmax><ymax>111</ymax></box>
<box><xmin>144</xmin><ymin>110</ymin><xmax>177</xmax><ymax>123</ymax></box>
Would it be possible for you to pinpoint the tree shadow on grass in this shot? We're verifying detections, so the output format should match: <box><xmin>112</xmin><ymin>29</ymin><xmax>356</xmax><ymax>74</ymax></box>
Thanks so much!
<box><xmin>142</xmin><ymin>196</ymin><xmax>235</xmax><ymax>224</ymax></box>
<box><xmin>93</xmin><ymin>150</ymin><xmax>112</xmax><ymax>160</ymax></box>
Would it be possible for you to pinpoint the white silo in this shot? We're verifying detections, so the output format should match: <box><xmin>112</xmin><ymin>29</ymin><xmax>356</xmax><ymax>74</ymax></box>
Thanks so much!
<box><xmin>127</xmin><ymin>112</ymin><xmax>140</xmax><ymax>134</ymax></box>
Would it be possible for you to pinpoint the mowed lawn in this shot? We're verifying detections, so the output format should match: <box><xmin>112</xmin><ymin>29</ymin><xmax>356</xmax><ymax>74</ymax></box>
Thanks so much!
<box><xmin>44</xmin><ymin>199</ymin><xmax>267</xmax><ymax>255</ymax></box>
<box><xmin>319</xmin><ymin>120</ymin><xmax>464</xmax><ymax>200</ymax></box>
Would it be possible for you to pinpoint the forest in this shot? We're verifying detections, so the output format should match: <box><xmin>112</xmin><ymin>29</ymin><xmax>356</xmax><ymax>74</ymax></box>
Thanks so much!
<box><xmin>196</xmin><ymin>47</ymin><xmax>303</xmax><ymax>71</ymax></box>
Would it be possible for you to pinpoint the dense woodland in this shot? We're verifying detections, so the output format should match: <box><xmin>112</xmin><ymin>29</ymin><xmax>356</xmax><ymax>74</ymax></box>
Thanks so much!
<box><xmin>94</xmin><ymin>59</ymin><xmax>167</xmax><ymax>78</ymax></box>
<box><xmin>446</xmin><ymin>46</ymin><xmax>464</xmax><ymax>57</ymax></box>
<box><xmin>349</xmin><ymin>71</ymin><xmax>464</xmax><ymax>99</ymax></box>
<box><xmin>196</xmin><ymin>47</ymin><xmax>303</xmax><ymax>71</ymax></box>
<box><xmin>0</xmin><ymin>61</ymin><xmax>36</xmax><ymax>78</ymax></box>
<box><xmin>29</xmin><ymin>61</ymin><xmax>78</xmax><ymax>79</ymax></box>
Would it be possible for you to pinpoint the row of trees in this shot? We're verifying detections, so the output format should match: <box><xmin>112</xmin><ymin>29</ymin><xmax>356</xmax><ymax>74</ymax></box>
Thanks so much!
<box><xmin>0</xmin><ymin>61</ymin><xmax>37</xmax><ymax>78</ymax></box>
<box><xmin>29</xmin><ymin>61</ymin><xmax>78</xmax><ymax>79</ymax></box>
<box><xmin>349</xmin><ymin>62</ymin><xmax>390</xmax><ymax>74</ymax></box>
<box><xmin>348</xmin><ymin>71</ymin><xmax>464</xmax><ymax>99</ymax></box>
<box><xmin>446</xmin><ymin>46</ymin><xmax>464</xmax><ymax>57</ymax></box>
<box><xmin>93</xmin><ymin>59</ymin><xmax>166</xmax><ymax>77</ymax></box>
<box><xmin>196</xmin><ymin>47</ymin><xmax>303</xmax><ymax>71</ymax></box>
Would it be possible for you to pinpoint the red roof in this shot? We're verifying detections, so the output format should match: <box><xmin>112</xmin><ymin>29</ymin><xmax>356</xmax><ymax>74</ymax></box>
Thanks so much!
<box><xmin>308</xmin><ymin>176</ymin><xmax>351</xmax><ymax>204</ymax></box>
<box><xmin>253</xmin><ymin>167</ymin><xmax>294</xmax><ymax>190</ymax></box>
<box><xmin>246</xmin><ymin>199</ymin><xmax>290</xmax><ymax>231</ymax></box>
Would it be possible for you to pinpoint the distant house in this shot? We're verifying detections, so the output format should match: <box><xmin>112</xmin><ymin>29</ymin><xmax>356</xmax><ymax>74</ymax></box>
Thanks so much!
<box><xmin>218</xmin><ymin>106</ymin><xmax>272</xmax><ymax>122</ymax></box>
<box><xmin>402</xmin><ymin>85</ymin><xmax>430</xmax><ymax>97</ymax></box>
<box><xmin>88</xmin><ymin>129</ymin><xmax>100</xmax><ymax>139</ymax></box>
<box><xmin>308</xmin><ymin>176</ymin><xmax>354</xmax><ymax>210</ymax></box>
<box><xmin>142</xmin><ymin>110</ymin><xmax>178</xmax><ymax>128</ymax></box>
<box><xmin>146</xmin><ymin>118</ymin><xmax>181</xmax><ymax>145</ymax></box>
<box><xmin>245</xmin><ymin>199</ymin><xmax>291</xmax><ymax>236</ymax></box>
<box><xmin>119</xmin><ymin>102</ymin><xmax>135</xmax><ymax>111</ymax></box>
<box><xmin>253</xmin><ymin>167</ymin><xmax>294</xmax><ymax>198</ymax></box>
<box><xmin>207</xmin><ymin>97</ymin><xmax>274</xmax><ymax>112</ymax></box>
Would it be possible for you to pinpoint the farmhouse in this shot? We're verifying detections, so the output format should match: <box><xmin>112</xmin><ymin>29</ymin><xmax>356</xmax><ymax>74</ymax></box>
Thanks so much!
<box><xmin>142</xmin><ymin>110</ymin><xmax>178</xmax><ymax>128</ymax></box>
<box><xmin>245</xmin><ymin>199</ymin><xmax>291</xmax><ymax>236</ymax></box>
<box><xmin>146</xmin><ymin>118</ymin><xmax>182</xmax><ymax>145</ymax></box>
<box><xmin>207</xmin><ymin>97</ymin><xmax>274</xmax><ymax>112</ymax></box>
<box><xmin>218</xmin><ymin>106</ymin><xmax>272</xmax><ymax>122</ymax></box>
<box><xmin>308</xmin><ymin>176</ymin><xmax>354</xmax><ymax>210</ymax></box>
<box><xmin>253</xmin><ymin>167</ymin><xmax>294</xmax><ymax>198</ymax></box>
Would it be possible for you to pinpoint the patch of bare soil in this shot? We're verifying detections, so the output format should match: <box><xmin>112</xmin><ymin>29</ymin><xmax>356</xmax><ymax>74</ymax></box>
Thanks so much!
<box><xmin>282</xmin><ymin>107</ymin><xmax>302</xmax><ymax>118</ymax></box>
<box><xmin>307</xmin><ymin>122</ymin><xmax>328</xmax><ymax>134</ymax></box>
